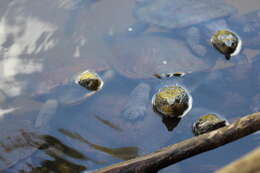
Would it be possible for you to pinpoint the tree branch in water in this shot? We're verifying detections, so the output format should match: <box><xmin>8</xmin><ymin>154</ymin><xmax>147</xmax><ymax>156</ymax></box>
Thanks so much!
<box><xmin>94</xmin><ymin>112</ymin><xmax>260</xmax><ymax>173</ymax></box>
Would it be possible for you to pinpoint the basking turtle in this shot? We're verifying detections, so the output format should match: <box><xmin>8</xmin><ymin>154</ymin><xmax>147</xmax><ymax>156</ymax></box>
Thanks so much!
<box><xmin>131</xmin><ymin>0</ymin><xmax>237</xmax><ymax>57</ymax></box>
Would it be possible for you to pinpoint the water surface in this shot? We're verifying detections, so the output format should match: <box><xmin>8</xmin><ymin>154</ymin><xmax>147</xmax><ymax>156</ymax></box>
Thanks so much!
<box><xmin>0</xmin><ymin>0</ymin><xmax>259</xmax><ymax>172</ymax></box>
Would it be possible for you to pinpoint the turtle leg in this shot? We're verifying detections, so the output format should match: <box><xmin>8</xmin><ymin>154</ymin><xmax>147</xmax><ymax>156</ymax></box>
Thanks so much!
<box><xmin>185</xmin><ymin>26</ymin><xmax>207</xmax><ymax>57</ymax></box>
<box><xmin>122</xmin><ymin>83</ymin><xmax>151</xmax><ymax>122</ymax></box>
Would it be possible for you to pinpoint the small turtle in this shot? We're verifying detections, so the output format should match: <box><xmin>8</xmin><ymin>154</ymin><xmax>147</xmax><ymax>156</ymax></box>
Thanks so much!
<box><xmin>192</xmin><ymin>113</ymin><xmax>228</xmax><ymax>136</ymax></box>
<box><xmin>130</xmin><ymin>0</ymin><xmax>237</xmax><ymax>57</ymax></box>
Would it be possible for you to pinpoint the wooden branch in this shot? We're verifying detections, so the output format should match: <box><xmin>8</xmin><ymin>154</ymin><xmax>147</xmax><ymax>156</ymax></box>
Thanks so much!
<box><xmin>94</xmin><ymin>112</ymin><xmax>260</xmax><ymax>173</ymax></box>
<box><xmin>215</xmin><ymin>147</ymin><xmax>260</xmax><ymax>173</ymax></box>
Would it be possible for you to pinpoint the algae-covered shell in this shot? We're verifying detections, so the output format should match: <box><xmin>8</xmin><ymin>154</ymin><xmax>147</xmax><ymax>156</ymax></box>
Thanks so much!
<box><xmin>210</xmin><ymin>30</ymin><xmax>242</xmax><ymax>60</ymax></box>
<box><xmin>192</xmin><ymin>114</ymin><xmax>228</xmax><ymax>136</ymax></box>
<box><xmin>75</xmin><ymin>70</ymin><xmax>104</xmax><ymax>91</ymax></box>
<box><xmin>152</xmin><ymin>85</ymin><xmax>192</xmax><ymax>118</ymax></box>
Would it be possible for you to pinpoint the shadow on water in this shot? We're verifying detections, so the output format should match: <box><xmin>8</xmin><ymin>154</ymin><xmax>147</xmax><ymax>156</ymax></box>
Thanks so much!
<box><xmin>161</xmin><ymin>117</ymin><xmax>182</xmax><ymax>132</ymax></box>
<box><xmin>58</xmin><ymin>128</ymin><xmax>139</xmax><ymax>161</ymax></box>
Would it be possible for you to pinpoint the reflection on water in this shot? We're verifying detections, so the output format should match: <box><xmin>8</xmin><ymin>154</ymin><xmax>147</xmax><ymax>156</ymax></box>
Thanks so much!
<box><xmin>0</xmin><ymin>0</ymin><xmax>259</xmax><ymax>172</ymax></box>
<box><xmin>39</xmin><ymin>135</ymin><xmax>86</xmax><ymax>160</ymax></box>
<box><xmin>27</xmin><ymin>155</ymin><xmax>86</xmax><ymax>173</ymax></box>
<box><xmin>59</xmin><ymin>128</ymin><xmax>139</xmax><ymax>160</ymax></box>
<box><xmin>161</xmin><ymin>117</ymin><xmax>181</xmax><ymax>132</ymax></box>
<box><xmin>94</xmin><ymin>115</ymin><xmax>123</xmax><ymax>132</ymax></box>
<box><xmin>0</xmin><ymin>130</ymin><xmax>89</xmax><ymax>172</ymax></box>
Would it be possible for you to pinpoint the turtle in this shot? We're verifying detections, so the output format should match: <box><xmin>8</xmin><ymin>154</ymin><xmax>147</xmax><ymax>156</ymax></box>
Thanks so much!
<box><xmin>107</xmin><ymin>35</ymin><xmax>211</xmax><ymax>79</ymax></box>
<box><xmin>78</xmin><ymin>77</ymin><xmax>230</xmax><ymax>172</ymax></box>
<box><xmin>192</xmin><ymin>113</ymin><xmax>228</xmax><ymax>136</ymax></box>
<box><xmin>128</xmin><ymin>0</ymin><xmax>238</xmax><ymax>57</ymax></box>
<box><xmin>0</xmin><ymin>2</ymin><xmax>114</xmax><ymax>171</ymax></box>
<box><xmin>106</xmin><ymin>34</ymin><xmax>213</xmax><ymax>122</ymax></box>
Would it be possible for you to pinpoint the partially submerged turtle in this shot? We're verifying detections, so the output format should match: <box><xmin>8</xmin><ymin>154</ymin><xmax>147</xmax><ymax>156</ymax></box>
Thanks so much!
<box><xmin>192</xmin><ymin>113</ymin><xmax>228</xmax><ymax>136</ymax></box>
<box><xmin>131</xmin><ymin>0</ymin><xmax>237</xmax><ymax>56</ymax></box>
<box><xmin>107</xmin><ymin>35</ymin><xmax>211</xmax><ymax>121</ymax></box>
<box><xmin>108</xmin><ymin>35</ymin><xmax>211</xmax><ymax>79</ymax></box>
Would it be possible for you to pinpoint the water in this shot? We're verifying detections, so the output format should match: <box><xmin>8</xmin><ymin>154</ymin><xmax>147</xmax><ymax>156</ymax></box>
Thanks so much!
<box><xmin>0</xmin><ymin>0</ymin><xmax>259</xmax><ymax>172</ymax></box>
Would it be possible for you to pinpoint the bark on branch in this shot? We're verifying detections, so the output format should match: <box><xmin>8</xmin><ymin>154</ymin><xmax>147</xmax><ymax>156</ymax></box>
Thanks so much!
<box><xmin>94</xmin><ymin>112</ymin><xmax>260</xmax><ymax>173</ymax></box>
<box><xmin>215</xmin><ymin>147</ymin><xmax>260</xmax><ymax>173</ymax></box>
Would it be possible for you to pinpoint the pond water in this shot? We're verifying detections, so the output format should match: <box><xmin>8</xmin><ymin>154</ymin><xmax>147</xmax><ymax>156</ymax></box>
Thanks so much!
<box><xmin>0</xmin><ymin>0</ymin><xmax>260</xmax><ymax>172</ymax></box>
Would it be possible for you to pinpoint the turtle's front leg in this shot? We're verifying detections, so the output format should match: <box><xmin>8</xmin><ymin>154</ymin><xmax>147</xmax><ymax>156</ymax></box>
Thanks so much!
<box><xmin>122</xmin><ymin>83</ymin><xmax>151</xmax><ymax>122</ymax></box>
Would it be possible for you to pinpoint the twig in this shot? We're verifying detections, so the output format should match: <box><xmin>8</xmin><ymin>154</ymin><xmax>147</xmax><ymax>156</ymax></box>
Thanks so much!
<box><xmin>94</xmin><ymin>112</ymin><xmax>260</xmax><ymax>173</ymax></box>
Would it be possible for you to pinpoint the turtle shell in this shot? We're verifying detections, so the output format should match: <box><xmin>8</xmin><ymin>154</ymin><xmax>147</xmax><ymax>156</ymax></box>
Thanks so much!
<box><xmin>108</xmin><ymin>35</ymin><xmax>211</xmax><ymax>79</ymax></box>
<box><xmin>134</xmin><ymin>0</ymin><xmax>236</xmax><ymax>29</ymax></box>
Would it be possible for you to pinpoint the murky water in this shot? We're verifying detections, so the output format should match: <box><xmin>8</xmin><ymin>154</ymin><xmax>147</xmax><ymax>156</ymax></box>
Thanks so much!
<box><xmin>0</xmin><ymin>0</ymin><xmax>259</xmax><ymax>172</ymax></box>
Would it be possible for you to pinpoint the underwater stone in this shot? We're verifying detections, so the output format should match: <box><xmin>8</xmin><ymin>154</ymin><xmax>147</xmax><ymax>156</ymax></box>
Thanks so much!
<box><xmin>192</xmin><ymin>114</ymin><xmax>228</xmax><ymax>136</ymax></box>
<box><xmin>152</xmin><ymin>85</ymin><xmax>192</xmax><ymax>118</ymax></box>
<box><xmin>210</xmin><ymin>30</ymin><xmax>242</xmax><ymax>60</ymax></box>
